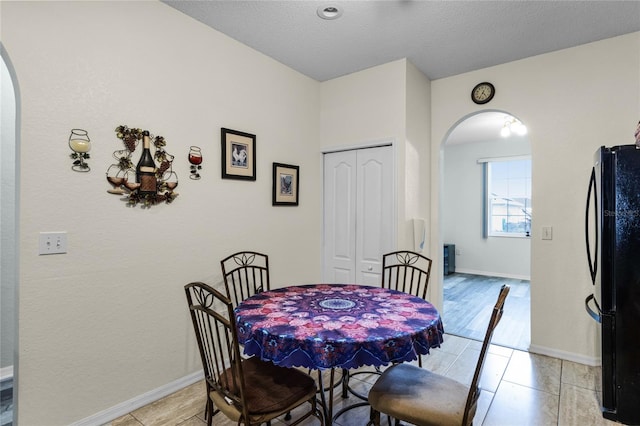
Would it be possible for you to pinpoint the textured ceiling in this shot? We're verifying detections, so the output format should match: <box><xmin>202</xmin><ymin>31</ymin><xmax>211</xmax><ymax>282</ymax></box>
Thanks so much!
<box><xmin>163</xmin><ymin>0</ymin><xmax>640</xmax><ymax>82</ymax></box>
<box><xmin>162</xmin><ymin>0</ymin><xmax>640</xmax><ymax>144</ymax></box>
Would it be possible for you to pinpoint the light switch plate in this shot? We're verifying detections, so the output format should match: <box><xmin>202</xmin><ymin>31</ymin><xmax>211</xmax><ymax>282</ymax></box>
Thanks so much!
<box><xmin>542</xmin><ymin>227</ymin><xmax>553</xmax><ymax>240</ymax></box>
<box><xmin>39</xmin><ymin>232</ymin><xmax>68</xmax><ymax>255</ymax></box>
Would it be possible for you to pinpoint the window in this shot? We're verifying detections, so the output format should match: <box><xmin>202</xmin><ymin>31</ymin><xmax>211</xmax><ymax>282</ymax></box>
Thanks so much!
<box><xmin>483</xmin><ymin>157</ymin><xmax>531</xmax><ymax>237</ymax></box>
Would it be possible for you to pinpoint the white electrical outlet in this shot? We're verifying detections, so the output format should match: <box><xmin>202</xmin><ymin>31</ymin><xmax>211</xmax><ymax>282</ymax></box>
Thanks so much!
<box><xmin>39</xmin><ymin>232</ymin><xmax>68</xmax><ymax>255</ymax></box>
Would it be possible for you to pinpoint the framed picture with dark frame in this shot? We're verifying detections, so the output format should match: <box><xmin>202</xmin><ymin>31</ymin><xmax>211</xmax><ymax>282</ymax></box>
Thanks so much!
<box><xmin>221</xmin><ymin>128</ymin><xmax>256</xmax><ymax>180</ymax></box>
<box><xmin>272</xmin><ymin>162</ymin><xmax>299</xmax><ymax>206</ymax></box>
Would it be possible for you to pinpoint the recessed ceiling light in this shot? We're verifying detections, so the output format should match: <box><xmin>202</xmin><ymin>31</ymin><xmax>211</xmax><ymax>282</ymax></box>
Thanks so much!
<box><xmin>317</xmin><ymin>4</ymin><xmax>343</xmax><ymax>20</ymax></box>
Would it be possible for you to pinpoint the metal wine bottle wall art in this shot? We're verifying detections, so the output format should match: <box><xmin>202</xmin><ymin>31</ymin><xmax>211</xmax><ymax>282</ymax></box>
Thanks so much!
<box><xmin>106</xmin><ymin>125</ymin><xmax>178</xmax><ymax>207</ymax></box>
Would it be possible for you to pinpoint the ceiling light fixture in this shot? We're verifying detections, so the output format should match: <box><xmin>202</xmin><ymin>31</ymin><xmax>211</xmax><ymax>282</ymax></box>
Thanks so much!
<box><xmin>317</xmin><ymin>4</ymin><xmax>343</xmax><ymax>20</ymax></box>
<box><xmin>501</xmin><ymin>116</ymin><xmax>527</xmax><ymax>138</ymax></box>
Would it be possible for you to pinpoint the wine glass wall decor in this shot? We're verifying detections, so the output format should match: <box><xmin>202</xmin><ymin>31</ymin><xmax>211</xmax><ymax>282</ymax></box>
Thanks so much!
<box><xmin>69</xmin><ymin>129</ymin><xmax>92</xmax><ymax>172</ymax></box>
<box><xmin>188</xmin><ymin>146</ymin><xmax>203</xmax><ymax>179</ymax></box>
<box><xmin>107</xmin><ymin>125</ymin><xmax>178</xmax><ymax>208</ymax></box>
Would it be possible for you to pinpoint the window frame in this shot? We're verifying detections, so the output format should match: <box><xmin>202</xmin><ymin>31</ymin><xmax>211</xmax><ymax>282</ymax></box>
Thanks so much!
<box><xmin>478</xmin><ymin>155</ymin><xmax>532</xmax><ymax>239</ymax></box>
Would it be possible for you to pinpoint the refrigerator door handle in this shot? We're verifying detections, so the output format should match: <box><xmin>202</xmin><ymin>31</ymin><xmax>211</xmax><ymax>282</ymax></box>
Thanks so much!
<box><xmin>585</xmin><ymin>167</ymin><xmax>599</xmax><ymax>285</ymax></box>
<box><xmin>585</xmin><ymin>294</ymin><xmax>602</xmax><ymax>323</ymax></box>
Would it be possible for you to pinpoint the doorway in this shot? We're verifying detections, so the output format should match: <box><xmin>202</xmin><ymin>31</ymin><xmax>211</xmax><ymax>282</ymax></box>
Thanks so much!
<box><xmin>322</xmin><ymin>145</ymin><xmax>394</xmax><ymax>285</ymax></box>
<box><xmin>441</xmin><ymin>111</ymin><xmax>531</xmax><ymax>351</ymax></box>
<box><xmin>1</xmin><ymin>47</ymin><xmax>19</xmax><ymax>426</ymax></box>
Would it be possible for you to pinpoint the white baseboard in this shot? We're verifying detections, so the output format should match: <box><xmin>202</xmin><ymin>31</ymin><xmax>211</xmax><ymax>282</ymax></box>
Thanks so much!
<box><xmin>529</xmin><ymin>344</ymin><xmax>601</xmax><ymax>367</ymax></box>
<box><xmin>453</xmin><ymin>268</ymin><xmax>530</xmax><ymax>281</ymax></box>
<box><xmin>71</xmin><ymin>370</ymin><xmax>204</xmax><ymax>426</ymax></box>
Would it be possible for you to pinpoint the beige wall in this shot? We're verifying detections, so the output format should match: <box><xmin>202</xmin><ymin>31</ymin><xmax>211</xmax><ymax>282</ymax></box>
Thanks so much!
<box><xmin>3</xmin><ymin>0</ymin><xmax>639</xmax><ymax>422</ymax></box>
<box><xmin>431</xmin><ymin>32</ymin><xmax>640</xmax><ymax>364</ymax></box>
<box><xmin>405</xmin><ymin>61</ymin><xmax>432</xmax><ymax>255</ymax></box>
<box><xmin>320</xmin><ymin>59</ymin><xmax>406</xmax><ymax>149</ymax></box>
<box><xmin>319</xmin><ymin>58</ymin><xmax>432</xmax><ymax>251</ymax></box>
<box><xmin>2</xmin><ymin>1</ymin><xmax>321</xmax><ymax>424</ymax></box>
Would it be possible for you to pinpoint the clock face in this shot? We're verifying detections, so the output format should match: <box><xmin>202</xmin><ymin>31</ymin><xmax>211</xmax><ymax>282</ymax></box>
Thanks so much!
<box><xmin>472</xmin><ymin>82</ymin><xmax>495</xmax><ymax>104</ymax></box>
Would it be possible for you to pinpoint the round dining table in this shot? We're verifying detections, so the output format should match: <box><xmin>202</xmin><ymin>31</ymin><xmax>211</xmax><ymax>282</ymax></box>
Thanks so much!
<box><xmin>235</xmin><ymin>283</ymin><xmax>444</xmax><ymax>369</ymax></box>
<box><xmin>234</xmin><ymin>283</ymin><xmax>444</xmax><ymax>424</ymax></box>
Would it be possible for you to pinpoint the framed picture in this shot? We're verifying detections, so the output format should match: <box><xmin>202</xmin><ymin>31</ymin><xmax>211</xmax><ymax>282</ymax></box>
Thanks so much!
<box><xmin>272</xmin><ymin>162</ymin><xmax>299</xmax><ymax>206</ymax></box>
<box><xmin>221</xmin><ymin>128</ymin><xmax>256</xmax><ymax>180</ymax></box>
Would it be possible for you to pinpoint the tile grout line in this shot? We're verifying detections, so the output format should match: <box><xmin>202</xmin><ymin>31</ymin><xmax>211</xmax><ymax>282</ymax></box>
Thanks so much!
<box><xmin>556</xmin><ymin>360</ymin><xmax>564</xmax><ymax>426</ymax></box>
<box><xmin>479</xmin><ymin>346</ymin><xmax>514</xmax><ymax>426</ymax></box>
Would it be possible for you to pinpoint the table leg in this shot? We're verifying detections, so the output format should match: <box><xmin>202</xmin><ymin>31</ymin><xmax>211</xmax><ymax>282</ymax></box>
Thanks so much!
<box><xmin>317</xmin><ymin>367</ymin><xmax>373</xmax><ymax>425</ymax></box>
<box><xmin>341</xmin><ymin>368</ymin><xmax>349</xmax><ymax>398</ymax></box>
<box><xmin>332</xmin><ymin>367</ymin><xmax>374</xmax><ymax>423</ymax></box>
<box><xmin>316</xmin><ymin>369</ymin><xmax>335</xmax><ymax>426</ymax></box>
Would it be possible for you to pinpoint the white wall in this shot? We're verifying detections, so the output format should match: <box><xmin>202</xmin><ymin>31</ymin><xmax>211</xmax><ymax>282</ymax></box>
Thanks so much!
<box><xmin>2</xmin><ymin>2</ymin><xmax>321</xmax><ymax>424</ymax></box>
<box><xmin>431</xmin><ymin>32</ymin><xmax>640</xmax><ymax>364</ymax></box>
<box><xmin>443</xmin><ymin>137</ymin><xmax>531</xmax><ymax>279</ymax></box>
<box><xmin>320</xmin><ymin>58</ymin><xmax>432</xmax><ymax>252</ymax></box>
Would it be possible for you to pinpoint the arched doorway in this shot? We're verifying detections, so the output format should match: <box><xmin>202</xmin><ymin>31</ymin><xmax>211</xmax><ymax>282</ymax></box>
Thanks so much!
<box><xmin>440</xmin><ymin>110</ymin><xmax>531</xmax><ymax>351</ymax></box>
<box><xmin>1</xmin><ymin>44</ymin><xmax>20</xmax><ymax>425</ymax></box>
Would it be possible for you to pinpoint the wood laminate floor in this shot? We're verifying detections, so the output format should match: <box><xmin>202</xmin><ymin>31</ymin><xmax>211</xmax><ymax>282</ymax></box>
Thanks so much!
<box><xmin>443</xmin><ymin>272</ymin><xmax>531</xmax><ymax>351</ymax></box>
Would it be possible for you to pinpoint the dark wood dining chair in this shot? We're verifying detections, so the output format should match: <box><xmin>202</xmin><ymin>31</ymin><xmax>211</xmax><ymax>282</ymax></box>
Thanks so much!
<box><xmin>220</xmin><ymin>251</ymin><xmax>270</xmax><ymax>307</ymax></box>
<box><xmin>368</xmin><ymin>284</ymin><xmax>510</xmax><ymax>426</ymax></box>
<box><xmin>342</xmin><ymin>250</ymin><xmax>434</xmax><ymax>400</ymax></box>
<box><xmin>184</xmin><ymin>281</ymin><xmax>324</xmax><ymax>426</ymax></box>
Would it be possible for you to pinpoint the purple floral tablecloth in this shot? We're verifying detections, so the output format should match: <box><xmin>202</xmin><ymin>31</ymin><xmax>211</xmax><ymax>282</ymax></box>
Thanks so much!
<box><xmin>235</xmin><ymin>284</ymin><xmax>444</xmax><ymax>370</ymax></box>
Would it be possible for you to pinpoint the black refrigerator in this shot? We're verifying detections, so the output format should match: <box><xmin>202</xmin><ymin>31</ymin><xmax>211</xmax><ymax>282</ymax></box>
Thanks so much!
<box><xmin>585</xmin><ymin>144</ymin><xmax>640</xmax><ymax>425</ymax></box>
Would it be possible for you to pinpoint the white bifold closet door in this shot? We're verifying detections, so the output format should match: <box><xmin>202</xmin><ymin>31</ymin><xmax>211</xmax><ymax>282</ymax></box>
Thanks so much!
<box><xmin>323</xmin><ymin>145</ymin><xmax>393</xmax><ymax>285</ymax></box>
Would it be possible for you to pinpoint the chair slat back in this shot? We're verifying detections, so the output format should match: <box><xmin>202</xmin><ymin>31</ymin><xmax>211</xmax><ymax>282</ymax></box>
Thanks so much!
<box><xmin>462</xmin><ymin>284</ymin><xmax>510</xmax><ymax>425</ymax></box>
<box><xmin>221</xmin><ymin>251</ymin><xmax>270</xmax><ymax>307</ymax></box>
<box><xmin>185</xmin><ymin>282</ymin><xmax>250</xmax><ymax>421</ymax></box>
<box><xmin>381</xmin><ymin>250</ymin><xmax>433</xmax><ymax>299</ymax></box>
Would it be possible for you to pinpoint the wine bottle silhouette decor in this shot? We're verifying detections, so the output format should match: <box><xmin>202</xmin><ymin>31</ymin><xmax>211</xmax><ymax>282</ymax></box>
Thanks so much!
<box><xmin>136</xmin><ymin>130</ymin><xmax>157</xmax><ymax>196</ymax></box>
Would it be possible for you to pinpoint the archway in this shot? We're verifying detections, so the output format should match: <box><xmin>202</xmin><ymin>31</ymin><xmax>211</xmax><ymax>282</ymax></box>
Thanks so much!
<box><xmin>440</xmin><ymin>110</ymin><xmax>531</xmax><ymax>351</ymax></box>
<box><xmin>1</xmin><ymin>44</ymin><xmax>20</xmax><ymax>425</ymax></box>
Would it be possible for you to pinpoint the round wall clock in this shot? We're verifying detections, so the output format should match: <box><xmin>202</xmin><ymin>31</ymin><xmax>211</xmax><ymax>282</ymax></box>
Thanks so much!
<box><xmin>471</xmin><ymin>82</ymin><xmax>495</xmax><ymax>104</ymax></box>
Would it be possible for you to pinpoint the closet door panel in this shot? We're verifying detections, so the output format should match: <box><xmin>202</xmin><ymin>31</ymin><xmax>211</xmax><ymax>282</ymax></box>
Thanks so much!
<box><xmin>356</xmin><ymin>146</ymin><xmax>393</xmax><ymax>285</ymax></box>
<box><xmin>323</xmin><ymin>151</ymin><xmax>357</xmax><ymax>283</ymax></box>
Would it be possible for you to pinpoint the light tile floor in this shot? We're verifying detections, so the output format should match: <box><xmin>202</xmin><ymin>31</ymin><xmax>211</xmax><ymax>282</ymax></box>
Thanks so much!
<box><xmin>107</xmin><ymin>334</ymin><xmax>617</xmax><ymax>426</ymax></box>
